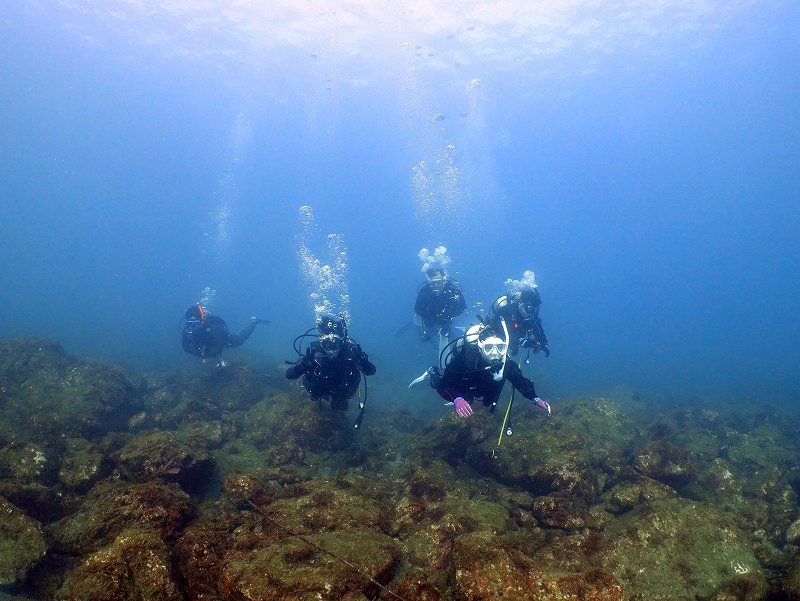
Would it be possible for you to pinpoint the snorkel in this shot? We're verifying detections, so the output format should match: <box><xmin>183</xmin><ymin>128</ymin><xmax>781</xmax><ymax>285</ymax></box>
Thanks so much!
<box><xmin>494</xmin><ymin>317</ymin><xmax>510</xmax><ymax>380</ymax></box>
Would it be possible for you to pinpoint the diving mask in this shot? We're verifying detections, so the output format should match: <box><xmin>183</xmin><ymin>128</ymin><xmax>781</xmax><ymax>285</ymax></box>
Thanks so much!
<box><xmin>428</xmin><ymin>276</ymin><xmax>444</xmax><ymax>294</ymax></box>
<box><xmin>478</xmin><ymin>336</ymin><xmax>507</xmax><ymax>364</ymax></box>
<box><xmin>320</xmin><ymin>334</ymin><xmax>343</xmax><ymax>354</ymax></box>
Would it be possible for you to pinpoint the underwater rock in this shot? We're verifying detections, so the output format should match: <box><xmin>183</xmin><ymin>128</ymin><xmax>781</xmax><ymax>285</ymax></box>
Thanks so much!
<box><xmin>695</xmin><ymin>457</ymin><xmax>743</xmax><ymax>498</ymax></box>
<box><xmin>0</xmin><ymin>481</ymin><xmax>64</xmax><ymax>524</ymax></box>
<box><xmin>223</xmin><ymin>472</ymin><xmax>277</xmax><ymax>509</ymax></box>
<box><xmin>452</xmin><ymin>530</ymin><xmax>623</xmax><ymax>600</ymax></box>
<box><xmin>396</xmin><ymin>493</ymin><xmax>512</xmax><ymax>554</ymax></box>
<box><xmin>633</xmin><ymin>439</ymin><xmax>696</xmax><ymax>488</ymax></box>
<box><xmin>126</xmin><ymin>411</ymin><xmax>150</xmax><ymax>431</ymax></box>
<box><xmin>600</xmin><ymin>497</ymin><xmax>764</xmax><ymax>599</ymax></box>
<box><xmin>0</xmin><ymin>339</ymin><xmax>141</xmax><ymax>441</ymax></box>
<box><xmin>185</xmin><ymin>364</ymin><xmax>273</xmax><ymax>415</ymax></box>
<box><xmin>58</xmin><ymin>437</ymin><xmax>111</xmax><ymax>493</ymax></box>
<box><xmin>65</xmin><ymin>527</ymin><xmax>184</xmax><ymax>601</ymax></box>
<box><xmin>770</xmin><ymin>549</ymin><xmax>800</xmax><ymax>600</ymax></box>
<box><xmin>268</xmin><ymin>441</ymin><xmax>306</xmax><ymax>466</ymax></box>
<box><xmin>724</xmin><ymin>423</ymin><xmax>796</xmax><ymax>472</ymax></box>
<box><xmin>602</xmin><ymin>476</ymin><xmax>677</xmax><ymax>515</ymax></box>
<box><xmin>49</xmin><ymin>480</ymin><xmax>194</xmax><ymax>554</ymax></box>
<box><xmin>113</xmin><ymin>430</ymin><xmax>214</xmax><ymax>492</ymax></box>
<box><xmin>787</xmin><ymin>519</ymin><xmax>800</xmax><ymax>545</ymax></box>
<box><xmin>264</xmin><ymin>477</ymin><xmax>386</xmax><ymax>535</ymax></box>
<box><xmin>0</xmin><ymin>442</ymin><xmax>56</xmax><ymax>485</ymax></box>
<box><xmin>219</xmin><ymin>528</ymin><xmax>399</xmax><ymax>600</ymax></box>
<box><xmin>531</xmin><ymin>494</ymin><xmax>587</xmax><ymax>530</ymax></box>
<box><xmin>173</xmin><ymin>505</ymin><xmax>244</xmax><ymax>601</ymax></box>
<box><xmin>391</xmin><ymin>462</ymin><xmax>512</xmax><ymax>536</ymax></box>
<box><xmin>242</xmin><ymin>393</ymin><xmax>354</xmax><ymax>453</ymax></box>
<box><xmin>0</xmin><ymin>496</ymin><xmax>48</xmax><ymax>587</ymax></box>
<box><xmin>454</xmin><ymin>398</ymin><xmax>637</xmax><ymax>504</ymax></box>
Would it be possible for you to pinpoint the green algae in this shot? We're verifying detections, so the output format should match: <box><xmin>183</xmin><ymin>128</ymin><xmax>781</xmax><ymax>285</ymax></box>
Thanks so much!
<box><xmin>49</xmin><ymin>480</ymin><xmax>194</xmax><ymax>554</ymax></box>
<box><xmin>65</xmin><ymin>527</ymin><xmax>183</xmax><ymax>601</ymax></box>
<box><xmin>220</xmin><ymin>528</ymin><xmax>399</xmax><ymax>601</ymax></box>
<box><xmin>2</xmin><ymin>339</ymin><xmax>800</xmax><ymax>599</ymax></box>
<box><xmin>601</xmin><ymin>497</ymin><xmax>764</xmax><ymax>600</ymax></box>
<box><xmin>0</xmin><ymin>496</ymin><xmax>47</xmax><ymax>587</ymax></box>
<box><xmin>58</xmin><ymin>437</ymin><xmax>110</xmax><ymax>493</ymax></box>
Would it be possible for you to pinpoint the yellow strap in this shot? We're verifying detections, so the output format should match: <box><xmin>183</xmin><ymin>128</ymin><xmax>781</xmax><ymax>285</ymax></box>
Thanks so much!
<box><xmin>492</xmin><ymin>386</ymin><xmax>515</xmax><ymax>457</ymax></box>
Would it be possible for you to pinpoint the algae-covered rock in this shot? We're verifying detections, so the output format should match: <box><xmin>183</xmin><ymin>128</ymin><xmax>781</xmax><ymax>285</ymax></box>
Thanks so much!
<box><xmin>0</xmin><ymin>340</ymin><xmax>141</xmax><ymax>441</ymax></box>
<box><xmin>220</xmin><ymin>528</ymin><xmax>399</xmax><ymax>601</ymax></box>
<box><xmin>173</xmin><ymin>503</ymin><xmax>245</xmax><ymax>601</ymax></box>
<box><xmin>725</xmin><ymin>423</ymin><xmax>796</xmax><ymax>471</ymax></box>
<box><xmin>603</xmin><ymin>476</ymin><xmax>677</xmax><ymax>515</ymax></box>
<box><xmin>265</xmin><ymin>478</ymin><xmax>387</xmax><ymax>535</ymax></box>
<box><xmin>601</xmin><ymin>497</ymin><xmax>764</xmax><ymax>600</ymax></box>
<box><xmin>0</xmin><ymin>481</ymin><xmax>64</xmax><ymax>524</ymax></box>
<box><xmin>58</xmin><ymin>437</ymin><xmax>110</xmax><ymax>493</ymax></box>
<box><xmin>770</xmin><ymin>549</ymin><xmax>800</xmax><ymax>600</ymax></box>
<box><xmin>787</xmin><ymin>519</ymin><xmax>800</xmax><ymax>545</ymax></box>
<box><xmin>633</xmin><ymin>439</ymin><xmax>696</xmax><ymax>488</ymax></box>
<box><xmin>0</xmin><ymin>496</ymin><xmax>47</xmax><ymax>587</ymax></box>
<box><xmin>66</xmin><ymin>527</ymin><xmax>184</xmax><ymax>601</ymax></box>
<box><xmin>223</xmin><ymin>472</ymin><xmax>278</xmax><ymax>509</ymax></box>
<box><xmin>440</xmin><ymin>397</ymin><xmax>638</xmax><ymax>504</ymax></box>
<box><xmin>532</xmin><ymin>494</ymin><xmax>587</xmax><ymax>530</ymax></box>
<box><xmin>453</xmin><ymin>530</ymin><xmax>624</xmax><ymax>600</ymax></box>
<box><xmin>50</xmin><ymin>480</ymin><xmax>194</xmax><ymax>554</ymax></box>
<box><xmin>0</xmin><ymin>443</ymin><xmax>55</xmax><ymax>485</ymax></box>
<box><xmin>113</xmin><ymin>430</ymin><xmax>214</xmax><ymax>492</ymax></box>
<box><xmin>241</xmin><ymin>393</ymin><xmax>354</xmax><ymax>453</ymax></box>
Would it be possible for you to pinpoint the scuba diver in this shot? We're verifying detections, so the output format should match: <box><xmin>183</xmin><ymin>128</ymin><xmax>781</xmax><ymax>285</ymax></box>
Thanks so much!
<box><xmin>414</xmin><ymin>267</ymin><xmax>467</xmax><ymax>358</ymax></box>
<box><xmin>488</xmin><ymin>285</ymin><xmax>549</xmax><ymax>360</ymax></box>
<box><xmin>286</xmin><ymin>314</ymin><xmax>376</xmax><ymax>426</ymax></box>
<box><xmin>413</xmin><ymin>319</ymin><xmax>550</xmax><ymax>419</ymax></box>
<box><xmin>182</xmin><ymin>304</ymin><xmax>268</xmax><ymax>367</ymax></box>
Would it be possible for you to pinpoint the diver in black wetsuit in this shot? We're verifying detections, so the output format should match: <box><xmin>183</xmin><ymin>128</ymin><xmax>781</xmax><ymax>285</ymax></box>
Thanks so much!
<box><xmin>413</xmin><ymin>267</ymin><xmax>467</xmax><ymax>364</ymax></box>
<box><xmin>488</xmin><ymin>287</ymin><xmax>549</xmax><ymax>359</ymax></box>
<box><xmin>286</xmin><ymin>314</ymin><xmax>376</xmax><ymax>414</ymax></box>
<box><xmin>428</xmin><ymin>323</ymin><xmax>550</xmax><ymax>418</ymax></box>
<box><xmin>182</xmin><ymin>304</ymin><xmax>267</xmax><ymax>366</ymax></box>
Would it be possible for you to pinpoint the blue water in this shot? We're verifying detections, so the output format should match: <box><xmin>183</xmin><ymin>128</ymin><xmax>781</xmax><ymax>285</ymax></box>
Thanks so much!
<box><xmin>1</xmin><ymin>2</ymin><xmax>798</xmax><ymax>410</ymax></box>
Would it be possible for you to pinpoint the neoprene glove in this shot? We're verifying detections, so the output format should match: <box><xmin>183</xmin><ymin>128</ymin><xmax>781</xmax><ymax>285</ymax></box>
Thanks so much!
<box><xmin>454</xmin><ymin>397</ymin><xmax>473</xmax><ymax>418</ymax></box>
<box><xmin>533</xmin><ymin>397</ymin><xmax>551</xmax><ymax>416</ymax></box>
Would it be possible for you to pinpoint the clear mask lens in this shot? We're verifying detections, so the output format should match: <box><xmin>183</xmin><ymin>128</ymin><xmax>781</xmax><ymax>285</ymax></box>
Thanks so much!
<box><xmin>320</xmin><ymin>335</ymin><xmax>342</xmax><ymax>352</ymax></box>
<box><xmin>482</xmin><ymin>343</ymin><xmax>507</xmax><ymax>355</ymax></box>
<box><xmin>429</xmin><ymin>278</ymin><xmax>444</xmax><ymax>293</ymax></box>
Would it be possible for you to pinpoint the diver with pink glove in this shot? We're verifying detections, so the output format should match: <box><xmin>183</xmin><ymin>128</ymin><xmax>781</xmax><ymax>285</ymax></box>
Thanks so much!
<box><xmin>415</xmin><ymin>320</ymin><xmax>551</xmax><ymax>419</ymax></box>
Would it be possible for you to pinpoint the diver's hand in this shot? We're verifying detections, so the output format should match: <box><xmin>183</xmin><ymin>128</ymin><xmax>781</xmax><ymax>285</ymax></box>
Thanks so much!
<box><xmin>453</xmin><ymin>397</ymin><xmax>473</xmax><ymax>418</ymax></box>
<box><xmin>533</xmin><ymin>397</ymin><xmax>551</xmax><ymax>416</ymax></box>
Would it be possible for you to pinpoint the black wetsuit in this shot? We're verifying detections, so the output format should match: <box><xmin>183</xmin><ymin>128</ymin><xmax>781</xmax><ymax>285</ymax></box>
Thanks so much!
<box><xmin>488</xmin><ymin>291</ymin><xmax>549</xmax><ymax>357</ymax></box>
<box><xmin>286</xmin><ymin>339</ymin><xmax>376</xmax><ymax>411</ymax></box>
<box><xmin>414</xmin><ymin>279</ymin><xmax>466</xmax><ymax>337</ymax></box>
<box><xmin>430</xmin><ymin>344</ymin><xmax>538</xmax><ymax>411</ymax></box>
<box><xmin>182</xmin><ymin>315</ymin><xmax>258</xmax><ymax>359</ymax></box>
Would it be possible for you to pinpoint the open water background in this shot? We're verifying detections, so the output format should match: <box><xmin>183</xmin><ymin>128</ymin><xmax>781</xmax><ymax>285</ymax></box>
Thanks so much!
<box><xmin>1</xmin><ymin>1</ymin><xmax>798</xmax><ymax>415</ymax></box>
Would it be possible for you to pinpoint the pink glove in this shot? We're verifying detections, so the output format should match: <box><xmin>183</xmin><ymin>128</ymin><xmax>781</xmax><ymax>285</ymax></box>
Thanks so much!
<box><xmin>453</xmin><ymin>396</ymin><xmax>473</xmax><ymax>418</ymax></box>
<box><xmin>533</xmin><ymin>397</ymin><xmax>551</xmax><ymax>416</ymax></box>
